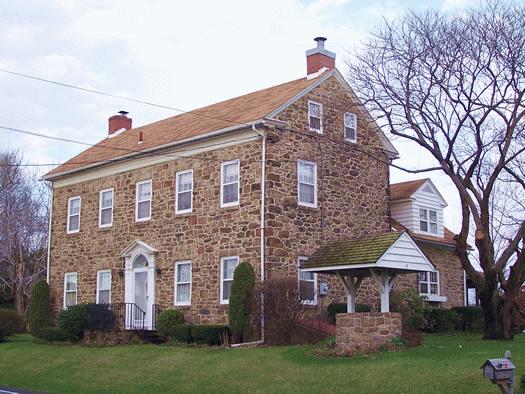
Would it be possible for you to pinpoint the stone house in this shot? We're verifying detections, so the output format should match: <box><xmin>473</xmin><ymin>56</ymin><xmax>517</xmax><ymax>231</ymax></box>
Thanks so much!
<box><xmin>43</xmin><ymin>37</ymin><xmax>466</xmax><ymax>331</ymax></box>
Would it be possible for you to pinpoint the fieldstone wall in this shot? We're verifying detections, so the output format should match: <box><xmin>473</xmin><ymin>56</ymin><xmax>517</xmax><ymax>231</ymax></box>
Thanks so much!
<box><xmin>49</xmin><ymin>141</ymin><xmax>263</xmax><ymax>324</ymax></box>
<box><xmin>336</xmin><ymin>312</ymin><xmax>402</xmax><ymax>354</ymax></box>
<box><xmin>267</xmin><ymin>74</ymin><xmax>391</xmax><ymax>310</ymax></box>
<box><xmin>48</xmin><ymin>72</ymin><xmax>464</xmax><ymax>329</ymax></box>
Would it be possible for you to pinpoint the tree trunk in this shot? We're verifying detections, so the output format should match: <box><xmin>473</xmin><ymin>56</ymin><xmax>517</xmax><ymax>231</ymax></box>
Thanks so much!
<box><xmin>13</xmin><ymin>235</ymin><xmax>25</xmax><ymax>318</ymax></box>
<box><xmin>478</xmin><ymin>279</ymin><xmax>516</xmax><ymax>340</ymax></box>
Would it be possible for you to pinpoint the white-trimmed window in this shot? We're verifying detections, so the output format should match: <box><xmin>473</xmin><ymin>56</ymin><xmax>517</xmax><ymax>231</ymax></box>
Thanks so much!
<box><xmin>64</xmin><ymin>272</ymin><xmax>78</xmax><ymax>308</ymax></box>
<box><xmin>419</xmin><ymin>208</ymin><xmax>438</xmax><ymax>234</ymax></box>
<box><xmin>298</xmin><ymin>256</ymin><xmax>317</xmax><ymax>304</ymax></box>
<box><xmin>344</xmin><ymin>112</ymin><xmax>357</xmax><ymax>142</ymax></box>
<box><xmin>136</xmin><ymin>180</ymin><xmax>152</xmax><ymax>221</ymax></box>
<box><xmin>67</xmin><ymin>196</ymin><xmax>81</xmax><ymax>234</ymax></box>
<box><xmin>174</xmin><ymin>261</ymin><xmax>192</xmax><ymax>305</ymax></box>
<box><xmin>297</xmin><ymin>160</ymin><xmax>317</xmax><ymax>207</ymax></box>
<box><xmin>220</xmin><ymin>160</ymin><xmax>240</xmax><ymax>207</ymax></box>
<box><xmin>99</xmin><ymin>188</ymin><xmax>114</xmax><ymax>227</ymax></box>
<box><xmin>308</xmin><ymin>100</ymin><xmax>323</xmax><ymax>133</ymax></box>
<box><xmin>176</xmin><ymin>170</ymin><xmax>193</xmax><ymax>214</ymax></box>
<box><xmin>96</xmin><ymin>270</ymin><xmax>111</xmax><ymax>304</ymax></box>
<box><xmin>419</xmin><ymin>271</ymin><xmax>439</xmax><ymax>296</ymax></box>
<box><xmin>220</xmin><ymin>256</ymin><xmax>239</xmax><ymax>304</ymax></box>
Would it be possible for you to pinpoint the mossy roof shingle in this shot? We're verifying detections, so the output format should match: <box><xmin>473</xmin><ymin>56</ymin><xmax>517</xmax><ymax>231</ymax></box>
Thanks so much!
<box><xmin>301</xmin><ymin>232</ymin><xmax>403</xmax><ymax>269</ymax></box>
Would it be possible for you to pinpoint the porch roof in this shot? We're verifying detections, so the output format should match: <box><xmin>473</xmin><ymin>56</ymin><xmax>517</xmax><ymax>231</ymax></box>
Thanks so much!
<box><xmin>300</xmin><ymin>231</ymin><xmax>436</xmax><ymax>274</ymax></box>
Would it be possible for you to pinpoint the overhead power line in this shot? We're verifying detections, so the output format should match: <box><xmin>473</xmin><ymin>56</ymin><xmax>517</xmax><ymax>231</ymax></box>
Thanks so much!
<box><xmin>1</xmin><ymin>68</ymin><xmax>436</xmax><ymax>174</ymax></box>
<box><xmin>0</xmin><ymin>68</ymin><xmax>252</xmax><ymax>128</ymax></box>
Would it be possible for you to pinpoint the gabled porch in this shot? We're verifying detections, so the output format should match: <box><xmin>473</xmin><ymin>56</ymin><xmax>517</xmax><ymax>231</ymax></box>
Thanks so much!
<box><xmin>301</xmin><ymin>231</ymin><xmax>436</xmax><ymax>353</ymax></box>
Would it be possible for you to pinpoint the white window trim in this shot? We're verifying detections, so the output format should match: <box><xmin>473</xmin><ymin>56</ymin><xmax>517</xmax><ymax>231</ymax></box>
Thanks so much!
<box><xmin>419</xmin><ymin>207</ymin><xmax>438</xmax><ymax>234</ymax></box>
<box><xmin>98</xmin><ymin>188</ymin><xmax>114</xmax><ymax>228</ymax></box>
<box><xmin>220</xmin><ymin>255</ymin><xmax>239</xmax><ymax>305</ymax></box>
<box><xmin>66</xmin><ymin>196</ymin><xmax>81</xmax><ymax>234</ymax></box>
<box><xmin>135</xmin><ymin>179</ymin><xmax>152</xmax><ymax>222</ymax></box>
<box><xmin>174</xmin><ymin>261</ymin><xmax>192</xmax><ymax>306</ymax></box>
<box><xmin>220</xmin><ymin>160</ymin><xmax>240</xmax><ymax>208</ymax></box>
<box><xmin>96</xmin><ymin>269</ymin><xmax>111</xmax><ymax>304</ymax></box>
<box><xmin>418</xmin><ymin>270</ymin><xmax>447</xmax><ymax>303</ymax></box>
<box><xmin>308</xmin><ymin>100</ymin><xmax>323</xmax><ymax>133</ymax></box>
<box><xmin>297</xmin><ymin>160</ymin><xmax>318</xmax><ymax>208</ymax></box>
<box><xmin>175</xmin><ymin>169</ymin><xmax>193</xmax><ymax>214</ymax></box>
<box><xmin>344</xmin><ymin>112</ymin><xmax>357</xmax><ymax>143</ymax></box>
<box><xmin>298</xmin><ymin>256</ymin><xmax>317</xmax><ymax>305</ymax></box>
<box><xmin>63</xmin><ymin>272</ymin><xmax>78</xmax><ymax>309</ymax></box>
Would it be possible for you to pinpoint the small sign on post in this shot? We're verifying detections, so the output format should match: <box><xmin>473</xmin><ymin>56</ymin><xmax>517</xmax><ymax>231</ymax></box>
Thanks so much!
<box><xmin>481</xmin><ymin>351</ymin><xmax>515</xmax><ymax>394</ymax></box>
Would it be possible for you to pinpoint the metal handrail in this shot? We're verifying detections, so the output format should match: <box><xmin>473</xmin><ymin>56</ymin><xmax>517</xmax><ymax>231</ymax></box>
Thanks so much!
<box><xmin>87</xmin><ymin>303</ymin><xmax>146</xmax><ymax>331</ymax></box>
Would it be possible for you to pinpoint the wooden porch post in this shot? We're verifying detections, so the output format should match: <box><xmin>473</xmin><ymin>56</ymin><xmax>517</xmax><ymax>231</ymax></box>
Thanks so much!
<box><xmin>336</xmin><ymin>272</ymin><xmax>363</xmax><ymax>314</ymax></box>
<box><xmin>370</xmin><ymin>270</ymin><xmax>397</xmax><ymax>313</ymax></box>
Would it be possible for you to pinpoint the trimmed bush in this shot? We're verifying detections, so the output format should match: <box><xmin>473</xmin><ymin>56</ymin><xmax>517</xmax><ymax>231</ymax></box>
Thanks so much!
<box><xmin>168</xmin><ymin>325</ymin><xmax>192</xmax><ymax>343</ymax></box>
<box><xmin>0</xmin><ymin>308</ymin><xmax>23</xmax><ymax>342</ymax></box>
<box><xmin>452</xmin><ymin>306</ymin><xmax>483</xmax><ymax>332</ymax></box>
<box><xmin>35</xmin><ymin>327</ymin><xmax>73</xmax><ymax>342</ymax></box>
<box><xmin>424</xmin><ymin>308</ymin><xmax>459</xmax><ymax>333</ymax></box>
<box><xmin>391</xmin><ymin>288</ymin><xmax>429</xmax><ymax>331</ymax></box>
<box><xmin>85</xmin><ymin>304</ymin><xmax>115</xmax><ymax>330</ymax></box>
<box><xmin>326</xmin><ymin>302</ymin><xmax>372</xmax><ymax>323</ymax></box>
<box><xmin>228</xmin><ymin>262</ymin><xmax>256</xmax><ymax>341</ymax></box>
<box><xmin>191</xmin><ymin>325</ymin><xmax>229</xmax><ymax>346</ymax></box>
<box><xmin>157</xmin><ymin>309</ymin><xmax>185</xmax><ymax>339</ymax></box>
<box><xmin>27</xmin><ymin>280</ymin><xmax>51</xmax><ymax>335</ymax></box>
<box><xmin>58</xmin><ymin>304</ymin><xmax>87</xmax><ymax>340</ymax></box>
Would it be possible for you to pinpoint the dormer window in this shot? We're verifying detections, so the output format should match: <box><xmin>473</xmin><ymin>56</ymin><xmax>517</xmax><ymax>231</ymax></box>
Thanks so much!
<box><xmin>344</xmin><ymin>112</ymin><xmax>357</xmax><ymax>142</ymax></box>
<box><xmin>308</xmin><ymin>100</ymin><xmax>323</xmax><ymax>133</ymax></box>
<box><xmin>419</xmin><ymin>208</ymin><xmax>438</xmax><ymax>234</ymax></box>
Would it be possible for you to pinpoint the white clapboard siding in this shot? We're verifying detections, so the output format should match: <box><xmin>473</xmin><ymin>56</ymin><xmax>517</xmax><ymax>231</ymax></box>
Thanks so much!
<box><xmin>390</xmin><ymin>200</ymin><xmax>413</xmax><ymax>229</ymax></box>
<box><xmin>391</xmin><ymin>180</ymin><xmax>448</xmax><ymax>238</ymax></box>
<box><xmin>377</xmin><ymin>232</ymin><xmax>435</xmax><ymax>272</ymax></box>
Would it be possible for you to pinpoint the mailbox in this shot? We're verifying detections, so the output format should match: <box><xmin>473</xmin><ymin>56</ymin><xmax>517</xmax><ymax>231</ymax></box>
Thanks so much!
<box><xmin>319</xmin><ymin>282</ymin><xmax>328</xmax><ymax>296</ymax></box>
<box><xmin>481</xmin><ymin>358</ymin><xmax>515</xmax><ymax>381</ymax></box>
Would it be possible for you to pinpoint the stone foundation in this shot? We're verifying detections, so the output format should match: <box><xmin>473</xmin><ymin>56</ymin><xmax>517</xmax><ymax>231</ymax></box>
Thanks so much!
<box><xmin>335</xmin><ymin>312</ymin><xmax>402</xmax><ymax>354</ymax></box>
<box><xmin>82</xmin><ymin>330</ymin><xmax>142</xmax><ymax>346</ymax></box>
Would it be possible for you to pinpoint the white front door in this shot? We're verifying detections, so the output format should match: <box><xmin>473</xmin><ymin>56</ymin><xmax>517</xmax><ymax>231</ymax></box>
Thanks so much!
<box><xmin>134</xmin><ymin>270</ymin><xmax>148</xmax><ymax>326</ymax></box>
<box><xmin>124</xmin><ymin>252</ymin><xmax>156</xmax><ymax>330</ymax></box>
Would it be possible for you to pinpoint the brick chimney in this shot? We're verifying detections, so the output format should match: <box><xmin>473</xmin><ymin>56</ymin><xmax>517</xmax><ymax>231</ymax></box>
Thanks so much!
<box><xmin>306</xmin><ymin>37</ymin><xmax>336</xmax><ymax>76</ymax></box>
<box><xmin>108</xmin><ymin>111</ymin><xmax>132</xmax><ymax>135</ymax></box>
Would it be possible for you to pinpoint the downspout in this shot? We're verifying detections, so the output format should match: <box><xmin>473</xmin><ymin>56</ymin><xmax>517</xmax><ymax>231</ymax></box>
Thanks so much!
<box><xmin>252</xmin><ymin>124</ymin><xmax>266</xmax><ymax>344</ymax></box>
<box><xmin>46</xmin><ymin>182</ymin><xmax>53</xmax><ymax>284</ymax></box>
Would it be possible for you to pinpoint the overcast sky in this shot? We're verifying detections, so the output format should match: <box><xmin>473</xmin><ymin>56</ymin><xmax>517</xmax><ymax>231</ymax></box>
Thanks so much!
<box><xmin>0</xmin><ymin>0</ymin><xmax>477</xmax><ymax>231</ymax></box>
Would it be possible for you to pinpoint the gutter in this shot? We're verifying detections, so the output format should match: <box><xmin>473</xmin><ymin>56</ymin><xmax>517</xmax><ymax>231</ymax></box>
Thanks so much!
<box><xmin>46</xmin><ymin>183</ymin><xmax>53</xmax><ymax>284</ymax></box>
<box><xmin>42</xmin><ymin>119</ymin><xmax>268</xmax><ymax>181</ymax></box>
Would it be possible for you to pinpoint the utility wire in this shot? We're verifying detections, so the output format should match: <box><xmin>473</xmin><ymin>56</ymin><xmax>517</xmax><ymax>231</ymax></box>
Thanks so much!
<box><xmin>0</xmin><ymin>68</ymin><xmax>437</xmax><ymax>174</ymax></box>
<box><xmin>0</xmin><ymin>68</ymin><xmax>253</xmax><ymax>128</ymax></box>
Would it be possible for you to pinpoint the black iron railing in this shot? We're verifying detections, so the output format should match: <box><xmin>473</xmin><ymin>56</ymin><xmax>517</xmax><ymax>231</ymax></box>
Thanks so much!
<box><xmin>152</xmin><ymin>304</ymin><xmax>161</xmax><ymax>331</ymax></box>
<box><xmin>87</xmin><ymin>303</ymin><xmax>146</xmax><ymax>331</ymax></box>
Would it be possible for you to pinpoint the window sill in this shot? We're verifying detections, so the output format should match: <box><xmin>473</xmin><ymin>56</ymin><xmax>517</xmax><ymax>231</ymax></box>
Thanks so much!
<box><xmin>134</xmin><ymin>219</ymin><xmax>151</xmax><ymax>226</ymax></box>
<box><xmin>298</xmin><ymin>204</ymin><xmax>319</xmax><ymax>211</ymax></box>
<box><xmin>175</xmin><ymin>210</ymin><xmax>193</xmax><ymax>216</ymax></box>
<box><xmin>98</xmin><ymin>226</ymin><xmax>112</xmax><ymax>232</ymax></box>
<box><xmin>423</xmin><ymin>294</ymin><xmax>447</xmax><ymax>303</ymax></box>
<box><xmin>66</xmin><ymin>231</ymin><xmax>80</xmax><ymax>236</ymax></box>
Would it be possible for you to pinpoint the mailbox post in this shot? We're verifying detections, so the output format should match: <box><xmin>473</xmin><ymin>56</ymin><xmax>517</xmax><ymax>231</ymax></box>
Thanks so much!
<box><xmin>481</xmin><ymin>352</ymin><xmax>515</xmax><ymax>394</ymax></box>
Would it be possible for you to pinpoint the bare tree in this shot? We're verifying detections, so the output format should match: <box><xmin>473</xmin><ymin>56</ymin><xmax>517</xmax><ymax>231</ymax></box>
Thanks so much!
<box><xmin>0</xmin><ymin>150</ymin><xmax>49</xmax><ymax>316</ymax></box>
<box><xmin>347</xmin><ymin>0</ymin><xmax>525</xmax><ymax>339</ymax></box>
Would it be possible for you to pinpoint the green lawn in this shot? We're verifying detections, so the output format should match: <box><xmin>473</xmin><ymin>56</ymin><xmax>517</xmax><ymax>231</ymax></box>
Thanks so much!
<box><xmin>0</xmin><ymin>334</ymin><xmax>522</xmax><ymax>393</ymax></box>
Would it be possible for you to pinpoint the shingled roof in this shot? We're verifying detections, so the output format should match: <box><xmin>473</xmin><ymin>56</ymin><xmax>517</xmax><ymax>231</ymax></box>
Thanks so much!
<box><xmin>390</xmin><ymin>179</ymin><xmax>428</xmax><ymax>200</ymax></box>
<box><xmin>391</xmin><ymin>219</ymin><xmax>457</xmax><ymax>247</ymax></box>
<box><xmin>44</xmin><ymin>72</ymin><xmax>328</xmax><ymax>179</ymax></box>
<box><xmin>301</xmin><ymin>232</ymin><xmax>402</xmax><ymax>269</ymax></box>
